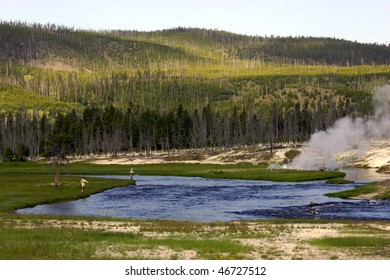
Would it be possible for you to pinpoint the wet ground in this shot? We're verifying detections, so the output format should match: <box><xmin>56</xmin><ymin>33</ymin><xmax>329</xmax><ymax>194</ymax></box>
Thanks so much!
<box><xmin>17</xmin><ymin>173</ymin><xmax>390</xmax><ymax>221</ymax></box>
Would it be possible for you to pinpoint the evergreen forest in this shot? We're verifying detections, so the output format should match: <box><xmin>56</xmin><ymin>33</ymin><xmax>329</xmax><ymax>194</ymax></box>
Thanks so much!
<box><xmin>1</xmin><ymin>21</ymin><xmax>390</xmax><ymax>159</ymax></box>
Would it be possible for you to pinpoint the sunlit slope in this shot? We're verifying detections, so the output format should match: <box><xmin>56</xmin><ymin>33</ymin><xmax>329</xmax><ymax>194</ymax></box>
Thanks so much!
<box><xmin>1</xmin><ymin>22</ymin><xmax>390</xmax><ymax>112</ymax></box>
<box><xmin>0</xmin><ymin>23</ymin><xmax>203</xmax><ymax>70</ymax></box>
<box><xmin>119</xmin><ymin>27</ymin><xmax>390</xmax><ymax>66</ymax></box>
<box><xmin>2</xmin><ymin>23</ymin><xmax>390</xmax><ymax>71</ymax></box>
<box><xmin>0</xmin><ymin>84</ymin><xmax>81</xmax><ymax>113</ymax></box>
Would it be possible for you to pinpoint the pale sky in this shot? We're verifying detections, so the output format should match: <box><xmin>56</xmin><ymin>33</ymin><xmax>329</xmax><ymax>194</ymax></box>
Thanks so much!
<box><xmin>1</xmin><ymin>0</ymin><xmax>389</xmax><ymax>44</ymax></box>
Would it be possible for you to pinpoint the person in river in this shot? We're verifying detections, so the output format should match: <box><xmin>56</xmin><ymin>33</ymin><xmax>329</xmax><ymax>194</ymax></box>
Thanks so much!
<box><xmin>130</xmin><ymin>168</ymin><xmax>135</xmax><ymax>180</ymax></box>
<box><xmin>80</xmin><ymin>177</ymin><xmax>89</xmax><ymax>193</ymax></box>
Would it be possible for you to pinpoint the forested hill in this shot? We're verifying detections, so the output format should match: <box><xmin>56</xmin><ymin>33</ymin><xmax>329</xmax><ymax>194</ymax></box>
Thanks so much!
<box><xmin>1</xmin><ymin>22</ymin><xmax>390</xmax><ymax>69</ymax></box>
<box><xmin>1</xmin><ymin>21</ymin><xmax>390</xmax><ymax>159</ymax></box>
<box><xmin>0</xmin><ymin>22</ymin><xmax>199</xmax><ymax>70</ymax></box>
<box><xmin>116</xmin><ymin>27</ymin><xmax>390</xmax><ymax>66</ymax></box>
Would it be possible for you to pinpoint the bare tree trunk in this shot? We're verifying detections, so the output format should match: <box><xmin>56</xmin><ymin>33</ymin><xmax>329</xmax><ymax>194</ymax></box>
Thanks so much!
<box><xmin>54</xmin><ymin>160</ymin><xmax>60</xmax><ymax>187</ymax></box>
<box><xmin>269</xmin><ymin>121</ymin><xmax>274</xmax><ymax>154</ymax></box>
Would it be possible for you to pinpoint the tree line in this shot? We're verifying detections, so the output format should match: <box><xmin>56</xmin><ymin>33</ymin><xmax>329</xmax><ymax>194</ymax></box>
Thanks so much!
<box><xmin>0</xmin><ymin>90</ymin><xmax>372</xmax><ymax>160</ymax></box>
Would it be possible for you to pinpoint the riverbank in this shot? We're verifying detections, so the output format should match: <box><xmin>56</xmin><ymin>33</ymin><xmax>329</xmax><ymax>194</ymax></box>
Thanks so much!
<box><xmin>0</xmin><ymin>161</ymin><xmax>345</xmax><ymax>182</ymax></box>
<box><xmin>0</xmin><ymin>173</ymin><xmax>133</xmax><ymax>213</ymax></box>
<box><xmin>326</xmin><ymin>180</ymin><xmax>390</xmax><ymax>200</ymax></box>
<box><xmin>82</xmin><ymin>141</ymin><xmax>390</xmax><ymax>169</ymax></box>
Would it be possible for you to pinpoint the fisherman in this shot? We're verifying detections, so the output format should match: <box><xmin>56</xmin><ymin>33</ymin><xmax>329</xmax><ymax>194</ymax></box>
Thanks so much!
<box><xmin>130</xmin><ymin>168</ymin><xmax>135</xmax><ymax>180</ymax></box>
<box><xmin>80</xmin><ymin>177</ymin><xmax>89</xmax><ymax>193</ymax></box>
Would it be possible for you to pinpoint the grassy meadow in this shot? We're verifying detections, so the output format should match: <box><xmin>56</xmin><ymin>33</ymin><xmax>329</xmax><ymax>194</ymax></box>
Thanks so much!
<box><xmin>0</xmin><ymin>174</ymin><xmax>132</xmax><ymax>213</ymax></box>
<box><xmin>1</xmin><ymin>215</ymin><xmax>390</xmax><ymax>260</ymax></box>
<box><xmin>0</xmin><ymin>161</ymin><xmax>343</xmax><ymax>179</ymax></box>
<box><xmin>0</xmin><ymin>160</ymin><xmax>389</xmax><ymax>260</ymax></box>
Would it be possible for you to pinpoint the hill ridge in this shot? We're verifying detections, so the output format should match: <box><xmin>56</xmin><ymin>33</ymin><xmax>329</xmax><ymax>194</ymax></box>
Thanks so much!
<box><xmin>2</xmin><ymin>21</ymin><xmax>390</xmax><ymax>70</ymax></box>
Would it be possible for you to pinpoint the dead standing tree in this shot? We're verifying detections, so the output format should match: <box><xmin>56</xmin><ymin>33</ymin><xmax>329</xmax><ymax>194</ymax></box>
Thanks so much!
<box><xmin>45</xmin><ymin>134</ymin><xmax>74</xmax><ymax>187</ymax></box>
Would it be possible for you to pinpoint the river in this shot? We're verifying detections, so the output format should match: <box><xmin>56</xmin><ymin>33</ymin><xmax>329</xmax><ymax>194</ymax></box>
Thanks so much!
<box><xmin>16</xmin><ymin>170</ymin><xmax>390</xmax><ymax>221</ymax></box>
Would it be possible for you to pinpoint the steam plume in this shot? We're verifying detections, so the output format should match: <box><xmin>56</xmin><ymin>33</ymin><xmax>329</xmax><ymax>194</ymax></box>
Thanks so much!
<box><xmin>288</xmin><ymin>84</ymin><xmax>390</xmax><ymax>170</ymax></box>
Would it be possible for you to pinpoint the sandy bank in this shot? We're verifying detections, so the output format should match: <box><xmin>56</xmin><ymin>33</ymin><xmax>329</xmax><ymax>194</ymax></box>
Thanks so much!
<box><xmin>81</xmin><ymin>141</ymin><xmax>390</xmax><ymax>170</ymax></box>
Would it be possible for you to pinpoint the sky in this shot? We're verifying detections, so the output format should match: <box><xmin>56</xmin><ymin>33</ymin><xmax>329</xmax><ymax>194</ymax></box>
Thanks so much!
<box><xmin>1</xmin><ymin>0</ymin><xmax>389</xmax><ymax>45</ymax></box>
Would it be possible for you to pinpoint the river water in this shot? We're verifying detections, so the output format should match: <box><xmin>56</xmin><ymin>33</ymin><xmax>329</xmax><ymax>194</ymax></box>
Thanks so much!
<box><xmin>16</xmin><ymin>170</ymin><xmax>390</xmax><ymax>222</ymax></box>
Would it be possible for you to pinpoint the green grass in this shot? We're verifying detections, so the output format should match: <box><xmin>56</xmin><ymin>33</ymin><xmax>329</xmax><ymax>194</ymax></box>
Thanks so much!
<box><xmin>0</xmin><ymin>174</ymin><xmax>132</xmax><ymax>212</ymax></box>
<box><xmin>0</xmin><ymin>220</ymin><xmax>250</xmax><ymax>259</ymax></box>
<box><xmin>380</xmin><ymin>192</ymin><xmax>390</xmax><ymax>199</ymax></box>
<box><xmin>0</xmin><ymin>161</ymin><xmax>345</xmax><ymax>182</ymax></box>
<box><xmin>0</xmin><ymin>227</ymin><xmax>109</xmax><ymax>259</ymax></box>
<box><xmin>342</xmin><ymin>224</ymin><xmax>390</xmax><ymax>235</ymax></box>
<box><xmin>325</xmin><ymin>182</ymin><xmax>381</xmax><ymax>199</ymax></box>
<box><xmin>0</xmin><ymin>161</ymin><xmax>59</xmax><ymax>175</ymax></box>
<box><xmin>1</xmin><ymin>217</ymin><xmax>389</xmax><ymax>260</ymax></box>
<box><xmin>0</xmin><ymin>226</ymin><xmax>140</xmax><ymax>260</ymax></box>
<box><xmin>308</xmin><ymin>237</ymin><xmax>390</xmax><ymax>258</ymax></box>
<box><xmin>309</xmin><ymin>236</ymin><xmax>390</xmax><ymax>248</ymax></box>
<box><xmin>73</xmin><ymin>162</ymin><xmax>344</xmax><ymax>182</ymax></box>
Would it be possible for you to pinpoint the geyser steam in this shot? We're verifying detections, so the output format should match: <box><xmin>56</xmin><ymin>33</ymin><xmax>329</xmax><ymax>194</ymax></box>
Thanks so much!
<box><xmin>289</xmin><ymin>84</ymin><xmax>390</xmax><ymax>170</ymax></box>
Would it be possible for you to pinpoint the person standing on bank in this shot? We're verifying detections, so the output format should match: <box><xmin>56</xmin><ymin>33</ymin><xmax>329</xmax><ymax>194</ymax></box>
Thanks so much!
<box><xmin>80</xmin><ymin>177</ymin><xmax>89</xmax><ymax>193</ymax></box>
<box><xmin>130</xmin><ymin>168</ymin><xmax>135</xmax><ymax>180</ymax></box>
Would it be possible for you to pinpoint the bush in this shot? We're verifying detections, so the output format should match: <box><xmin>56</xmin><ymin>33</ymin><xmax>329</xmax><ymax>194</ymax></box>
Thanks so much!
<box><xmin>16</xmin><ymin>144</ymin><xmax>30</xmax><ymax>162</ymax></box>
<box><xmin>2</xmin><ymin>147</ymin><xmax>15</xmax><ymax>162</ymax></box>
<box><xmin>285</xmin><ymin>149</ymin><xmax>301</xmax><ymax>161</ymax></box>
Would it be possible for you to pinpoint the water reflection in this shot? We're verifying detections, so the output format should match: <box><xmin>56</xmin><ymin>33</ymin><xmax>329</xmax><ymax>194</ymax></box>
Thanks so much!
<box><xmin>341</xmin><ymin>168</ymin><xmax>390</xmax><ymax>182</ymax></box>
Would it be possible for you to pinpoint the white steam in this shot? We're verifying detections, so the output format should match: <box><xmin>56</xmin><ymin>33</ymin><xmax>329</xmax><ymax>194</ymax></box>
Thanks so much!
<box><xmin>288</xmin><ymin>84</ymin><xmax>390</xmax><ymax>170</ymax></box>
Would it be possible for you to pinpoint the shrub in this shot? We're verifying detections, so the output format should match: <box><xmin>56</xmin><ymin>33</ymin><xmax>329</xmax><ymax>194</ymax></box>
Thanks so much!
<box><xmin>16</xmin><ymin>144</ymin><xmax>30</xmax><ymax>162</ymax></box>
<box><xmin>2</xmin><ymin>147</ymin><xmax>15</xmax><ymax>162</ymax></box>
<box><xmin>285</xmin><ymin>149</ymin><xmax>301</xmax><ymax>161</ymax></box>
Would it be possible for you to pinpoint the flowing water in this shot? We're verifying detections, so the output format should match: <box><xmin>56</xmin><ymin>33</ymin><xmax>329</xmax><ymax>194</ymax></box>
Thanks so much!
<box><xmin>16</xmin><ymin>171</ymin><xmax>390</xmax><ymax>222</ymax></box>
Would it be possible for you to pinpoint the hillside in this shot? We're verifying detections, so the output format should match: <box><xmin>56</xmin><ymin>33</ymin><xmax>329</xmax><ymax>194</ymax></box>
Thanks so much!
<box><xmin>1</xmin><ymin>22</ymin><xmax>390</xmax><ymax>110</ymax></box>
<box><xmin>2</xmin><ymin>23</ymin><xmax>390</xmax><ymax>70</ymax></box>
<box><xmin>116</xmin><ymin>27</ymin><xmax>390</xmax><ymax>66</ymax></box>
<box><xmin>1</xmin><ymin>21</ymin><xmax>390</xmax><ymax>160</ymax></box>
<box><xmin>0</xmin><ymin>23</ymin><xmax>201</xmax><ymax>70</ymax></box>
